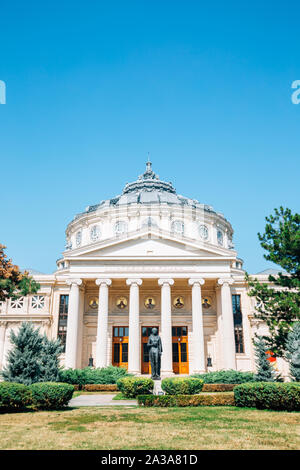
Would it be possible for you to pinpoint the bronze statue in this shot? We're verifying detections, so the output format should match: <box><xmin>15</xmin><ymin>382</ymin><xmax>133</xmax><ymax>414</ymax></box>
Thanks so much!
<box><xmin>147</xmin><ymin>327</ymin><xmax>162</xmax><ymax>380</ymax></box>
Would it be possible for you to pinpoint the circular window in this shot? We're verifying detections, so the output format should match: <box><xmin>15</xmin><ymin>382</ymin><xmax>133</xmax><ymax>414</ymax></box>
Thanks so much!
<box><xmin>76</xmin><ymin>230</ymin><xmax>82</xmax><ymax>247</ymax></box>
<box><xmin>171</xmin><ymin>220</ymin><xmax>184</xmax><ymax>235</ymax></box>
<box><xmin>199</xmin><ymin>224</ymin><xmax>209</xmax><ymax>240</ymax></box>
<box><xmin>114</xmin><ymin>221</ymin><xmax>127</xmax><ymax>235</ymax></box>
<box><xmin>90</xmin><ymin>225</ymin><xmax>100</xmax><ymax>242</ymax></box>
<box><xmin>217</xmin><ymin>230</ymin><xmax>223</xmax><ymax>246</ymax></box>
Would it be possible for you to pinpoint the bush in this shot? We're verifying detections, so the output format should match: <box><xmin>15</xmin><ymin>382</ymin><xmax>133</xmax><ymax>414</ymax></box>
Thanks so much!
<box><xmin>161</xmin><ymin>377</ymin><xmax>204</xmax><ymax>395</ymax></box>
<box><xmin>192</xmin><ymin>370</ymin><xmax>256</xmax><ymax>384</ymax></box>
<box><xmin>202</xmin><ymin>383</ymin><xmax>237</xmax><ymax>392</ymax></box>
<box><xmin>234</xmin><ymin>382</ymin><xmax>300</xmax><ymax>411</ymax></box>
<box><xmin>58</xmin><ymin>366</ymin><xmax>131</xmax><ymax>388</ymax></box>
<box><xmin>0</xmin><ymin>382</ymin><xmax>32</xmax><ymax>411</ymax></box>
<box><xmin>117</xmin><ymin>377</ymin><xmax>154</xmax><ymax>398</ymax></box>
<box><xmin>83</xmin><ymin>384</ymin><xmax>118</xmax><ymax>392</ymax></box>
<box><xmin>30</xmin><ymin>382</ymin><xmax>74</xmax><ymax>410</ymax></box>
<box><xmin>138</xmin><ymin>393</ymin><xmax>235</xmax><ymax>407</ymax></box>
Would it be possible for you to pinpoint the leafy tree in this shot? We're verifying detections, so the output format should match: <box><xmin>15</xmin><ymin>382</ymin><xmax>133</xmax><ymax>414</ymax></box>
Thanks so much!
<box><xmin>1</xmin><ymin>322</ymin><xmax>63</xmax><ymax>385</ymax></box>
<box><xmin>0</xmin><ymin>244</ymin><xmax>40</xmax><ymax>301</ymax></box>
<box><xmin>246</xmin><ymin>207</ymin><xmax>300</xmax><ymax>356</ymax></box>
<box><xmin>254</xmin><ymin>336</ymin><xmax>278</xmax><ymax>382</ymax></box>
<box><xmin>1</xmin><ymin>322</ymin><xmax>44</xmax><ymax>385</ymax></box>
<box><xmin>285</xmin><ymin>322</ymin><xmax>300</xmax><ymax>381</ymax></box>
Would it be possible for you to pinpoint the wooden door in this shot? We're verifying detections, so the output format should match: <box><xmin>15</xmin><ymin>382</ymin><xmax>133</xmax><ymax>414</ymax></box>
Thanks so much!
<box><xmin>141</xmin><ymin>326</ymin><xmax>159</xmax><ymax>374</ymax></box>
<box><xmin>172</xmin><ymin>326</ymin><xmax>189</xmax><ymax>374</ymax></box>
<box><xmin>112</xmin><ymin>326</ymin><xmax>129</xmax><ymax>369</ymax></box>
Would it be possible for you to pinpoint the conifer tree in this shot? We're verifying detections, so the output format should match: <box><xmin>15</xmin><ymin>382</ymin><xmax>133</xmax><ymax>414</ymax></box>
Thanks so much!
<box><xmin>254</xmin><ymin>336</ymin><xmax>277</xmax><ymax>382</ymax></box>
<box><xmin>286</xmin><ymin>322</ymin><xmax>300</xmax><ymax>381</ymax></box>
<box><xmin>1</xmin><ymin>322</ymin><xmax>44</xmax><ymax>385</ymax></box>
<box><xmin>40</xmin><ymin>335</ymin><xmax>63</xmax><ymax>382</ymax></box>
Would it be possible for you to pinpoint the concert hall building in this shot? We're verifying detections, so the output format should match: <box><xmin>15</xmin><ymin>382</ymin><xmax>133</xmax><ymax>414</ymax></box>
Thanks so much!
<box><xmin>0</xmin><ymin>162</ymin><xmax>289</xmax><ymax>377</ymax></box>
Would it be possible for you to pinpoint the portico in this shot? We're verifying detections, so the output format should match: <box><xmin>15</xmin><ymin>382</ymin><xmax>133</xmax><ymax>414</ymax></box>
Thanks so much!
<box><xmin>63</xmin><ymin>274</ymin><xmax>237</xmax><ymax>376</ymax></box>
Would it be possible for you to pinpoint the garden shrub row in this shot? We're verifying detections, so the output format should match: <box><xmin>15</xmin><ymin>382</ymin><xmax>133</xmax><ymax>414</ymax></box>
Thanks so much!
<box><xmin>202</xmin><ymin>383</ymin><xmax>237</xmax><ymax>392</ymax></box>
<box><xmin>138</xmin><ymin>393</ymin><xmax>235</xmax><ymax>407</ymax></box>
<box><xmin>83</xmin><ymin>384</ymin><xmax>118</xmax><ymax>392</ymax></box>
<box><xmin>234</xmin><ymin>382</ymin><xmax>300</xmax><ymax>411</ymax></box>
<box><xmin>0</xmin><ymin>381</ymin><xmax>74</xmax><ymax>412</ymax></box>
<box><xmin>58</xmin><ymin>366</ymin><xmax>130</xmax><ymax>387</ymax></box>
<box><xmin>192</xmin><ymin>369</ymin><xmax>256</xmax><ymax>384</ymax></box>
<box><xmin>161</xmin><ymin>377</ymin><xmax>204</xmax><ymax>395</ymax></box>
<box><xmin>117</xmin><ymin>377</ymin><xmax>154</xmax><ymax>398</ymax></box>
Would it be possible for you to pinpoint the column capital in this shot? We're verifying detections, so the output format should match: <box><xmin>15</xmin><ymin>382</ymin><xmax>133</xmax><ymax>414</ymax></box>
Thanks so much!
<box><xmin>188</xmin><ymin>278</ymin><xmax>205</xmax><ymax>287</ymax></box>
<box><xmin>158</xmin><ymin>278</ymin><xmax>174</xmax><ymax>286</ymax></box>
<box><xmin>126</xmin><ymin>278</ymin><xmax>143</xmax><ymax>286</ymax></box>
<box><xmin>218</xmin><ymin>278</ymin><xmax>234</xmax><ymax>287</ymax></box>
<box><xmin>95</xmin><ymin>278</ymin><xmax>112</xmax><ymax>287</ymax></box>
<box><xmin>66</xmin><ymin>278</ymin><xmax>82</xmax><ymax>286</ymax></box>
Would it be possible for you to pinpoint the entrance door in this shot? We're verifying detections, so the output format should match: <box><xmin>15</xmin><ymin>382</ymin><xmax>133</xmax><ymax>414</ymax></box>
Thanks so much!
<box><xmin>141</xmin><ymin>326</ymin><xmax>159</xmax><ymax>374</ymax></box>
<box><xmin>172</xmin><ymin>326</ymin><xmax>189</xmax><ymax>374</ymax></box>
<box><xmin>112</xmin><ymin>326</ymin><xmax>129</xmax><ymax>369</ymax></box>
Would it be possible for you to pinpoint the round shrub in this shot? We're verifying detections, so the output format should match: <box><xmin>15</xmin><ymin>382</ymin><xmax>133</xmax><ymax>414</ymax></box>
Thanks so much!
<box><xmin>117</xmin><ymin>377</ymin><xmax>154</xmax><ymax>398</ymax></box>
<box><xmin>192</xmin><ymin>370</ymin><xmax>256</xmax><ymax>384</ymax></box>
<box><xmin>161</xmin><ymin>377</ymin><xmax>204</xmax><ymax>395</ymax></box>
<box><xmin>234</xmin><ymin>382</ymin><xmax>300</xmax><ymax>411</ymax></box>
<box><xmin>30</xmin><ymin>382</ymin><xmax>74</xmax><ymax>410</ymax></box>
<box><xmin>0</xmin><ymin>382</ymin><xmax>31</xmax><ymax>411</ymax></box>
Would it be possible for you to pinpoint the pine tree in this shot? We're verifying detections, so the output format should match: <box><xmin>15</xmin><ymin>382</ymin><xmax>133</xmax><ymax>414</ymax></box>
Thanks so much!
<box><xmin>39</xmin><ymin>335</ymin><xmax>63</xmax><ymax>382</ymax></box>
<box><xmin>254</xmin><ymin>336</ymin><xmax>277</xmax><ymax>382</ymax></box>
<box><xmin>246</xmin><ymin>207</ymin><xmax>300</xmax><ymax>356</ymax></box>
<box><xmin>1</xmin><ymin>322</ymin><xmax>44</xmax><ymax>385</ymax></box>
<box><xmin>286</xmin><ymin>322</ymin><xmax>300</xmax><ymax>382</ymax></box>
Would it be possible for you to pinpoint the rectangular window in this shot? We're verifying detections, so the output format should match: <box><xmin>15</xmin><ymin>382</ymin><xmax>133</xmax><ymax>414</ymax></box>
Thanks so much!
<box><xmin>58</xmin><ymin>294</ymin><xmax>69</xmax><ymax>352</ymax></box>
<box><xmin>232</xmin><ymin>294</ymin><xmax>244</xmax><ymax>353</ymax></box>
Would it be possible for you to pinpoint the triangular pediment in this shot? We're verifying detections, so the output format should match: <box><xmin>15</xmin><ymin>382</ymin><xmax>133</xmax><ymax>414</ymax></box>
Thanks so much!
<box><xmin>65</xmin><ymin>228</ymin><xmax>236</xmax><ymax>259</ymax></box>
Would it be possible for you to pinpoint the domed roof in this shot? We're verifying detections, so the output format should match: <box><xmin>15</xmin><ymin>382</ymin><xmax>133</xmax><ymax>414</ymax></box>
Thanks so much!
<box><xmin>84</xmin><ymin>161</ymin><xmax>217</xmax><ymax>214</ymax></box>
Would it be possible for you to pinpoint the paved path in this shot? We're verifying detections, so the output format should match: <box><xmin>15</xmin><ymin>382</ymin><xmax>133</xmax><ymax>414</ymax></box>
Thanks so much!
<box><xmin>69</xmin><ymin>393</ymin><xmax>138</xmax><ymax>407</ymax></box>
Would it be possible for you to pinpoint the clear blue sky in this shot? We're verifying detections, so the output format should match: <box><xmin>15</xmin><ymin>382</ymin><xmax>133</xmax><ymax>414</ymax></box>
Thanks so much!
<box><xmin>0</xmin><ymin>1</ymin><xmax>299</xmax><ymax>274</ymax></box>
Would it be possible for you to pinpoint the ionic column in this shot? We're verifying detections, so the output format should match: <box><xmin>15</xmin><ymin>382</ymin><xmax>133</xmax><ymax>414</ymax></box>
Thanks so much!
<box><xmin>189</xmin><ymin>279</ymin><xmax>206</xmax><ymax>374</ymax></box>
<box><xmin>158</xmin><ymin>278</ymin><xmax>174</xmax><ymax>375</ymax></box>
<box><xmin>126</xmin><ymin>278</ymin><xmax>142</xmax><ymax>374</ymax></box>
<box><xmin>65</xmin><ymin>279</ymin><xmax>82</xmax><ymax>369</ymax></box>
<box><xmin>95</xmin><ymin>279</ymin><xmax>112</xmax><ymax>368</ymax></box>
<box><xmin>0</xmin><ymin>321</ymin><xmax>7</xmax><ymax>370</ymax></box>
<box><xmin>218</xmin><ymin>278</ymin><xmax>236</xmax><ymax>370</ymax></box>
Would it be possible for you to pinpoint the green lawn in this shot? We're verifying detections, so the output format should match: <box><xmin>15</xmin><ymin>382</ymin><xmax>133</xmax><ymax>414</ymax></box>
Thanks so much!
<box><xmin>0</xmin><ymin>406</ymin><xmax>299</xmax><ymax>450</ymax></box>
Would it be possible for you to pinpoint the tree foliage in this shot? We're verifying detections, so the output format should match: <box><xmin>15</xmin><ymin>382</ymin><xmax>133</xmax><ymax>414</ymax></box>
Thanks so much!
<box><xmin>285</xmin><ymin>322</ymin><xmax>300</xmax><ymax>381</ymax></box>
<box><xmin>254</xmin><ymin>336</ymin><xmax>279</xmax><ymax>382</ymax></box>
<box><xmin>0</xmin><ymin>244</ymin><xmax>40</xmax><ymax>301</ymax></box>
<box><xmin>1</xmin><ymin>322</ymin><xmax>63</xmax><ymax>385</ymax></box>
<box><xmin>246</xmin><ymin>207</ymin><xmax>300</xmax><ymax>356</ymax></box>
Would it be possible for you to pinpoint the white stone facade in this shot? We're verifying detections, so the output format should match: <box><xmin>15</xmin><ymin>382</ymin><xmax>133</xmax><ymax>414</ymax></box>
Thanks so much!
<box><xmin>0</xmin><ymin>163</ymin><xmax>289</xmax><ymax>378</ymax></box>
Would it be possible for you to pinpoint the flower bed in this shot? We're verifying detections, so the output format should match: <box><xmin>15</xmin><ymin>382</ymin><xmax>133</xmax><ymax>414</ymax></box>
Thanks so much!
<box><xmin>138</xmin><ymin>393</ymin><xmax>235</xmax><ymax>407</ymax></box>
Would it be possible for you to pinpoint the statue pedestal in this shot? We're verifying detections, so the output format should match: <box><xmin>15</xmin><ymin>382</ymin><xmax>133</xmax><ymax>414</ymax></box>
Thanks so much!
<box><xmin>153</xmin><ymin>380</ymin><xmax>164</xmax><ymax>396</ymax></box>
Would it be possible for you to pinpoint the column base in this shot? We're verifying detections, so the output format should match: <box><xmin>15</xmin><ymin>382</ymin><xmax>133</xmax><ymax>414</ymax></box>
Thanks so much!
<box><xmin>127</xmin><ymin>370</ymin><xmax>141</xmax><ymax>375</ymax></box>
<box><xmin>191</xmin><ymin>369</ymin><xmax>206</xmax><ymax>375</ymax></box>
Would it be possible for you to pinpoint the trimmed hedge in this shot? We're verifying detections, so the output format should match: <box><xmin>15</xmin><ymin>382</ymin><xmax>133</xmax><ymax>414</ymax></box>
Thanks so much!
<box><xmin>83</xmin><ymin>384</ymin><xmax>118</xmax><ymax>392</ymax></box>
<box><xmin>202</xmin><ymin>383</ymin><xmax>237</xmax><ymax>392</ymax></box>
<box><xmin>192</xmin><ymin>370</ymin><xmax>256</xmax><ymax>384</ymax></box>
<box><xmin>234</xmin><ymin>382</ymin><xmax>300</xmax><ymax>411</ymax></box>
<box><xmin>58</xmin><ymin>366</ymin><xmax>131</xmax><ymax>387</ymax></box>
<box><xmin>30</xmin><ymin>382</ymin><xmax>74</xmax><ymax>410</ymax></box>
<box><xmin>117</xmin><ymin>377</ymin><xmax>154</xmax><ymax>398</ymax></box>
<box><xmin>161</xmin><ymin>377</ymin><xmax>204</xmax><ymax>395</ymax></box>
<box><xmin>0</xmin><ymin>382</ymin><xmax>32</xmax><ymax>411</ymax></box>
<box><xmin>138</xmin><ymin>393</ymin><xmax>235</xmax><ymax>407</ymax></box>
